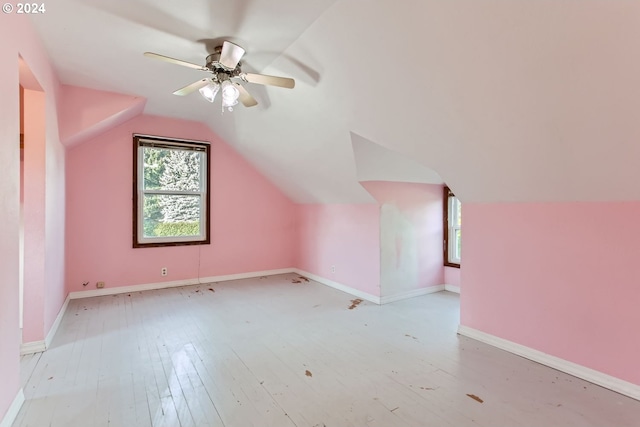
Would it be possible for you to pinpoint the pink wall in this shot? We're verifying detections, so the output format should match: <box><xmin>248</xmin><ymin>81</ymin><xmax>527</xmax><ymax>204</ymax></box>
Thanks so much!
<box><xmin>444</xmin><ymin>266</ymin><xmax>460</xmax><ymax>288</ymax></box>
<box><xmin>0</xmin><ymin>12</ymin><xmax>66</xmax><ymax>421</ymax></box>
<box><xmin>362</xmin><ymin>181</ymin><xmax>444</xmax><ymax>296</ymax></box>
<box><xmin>296</xmin><ymin>204</ymin><xmax>381</xmax><ymax>296</ymax></box>
<box><xmin>59</xmin><ymin>85</ymin><xmax>145</xmax><ymax>147</ymax></box>
<box><xmin>461</xmin><ymin>202</ymin><xmax>640</xmax><ymax>385</ymax></box>
<box><xmin>65</xmin><ymin>114</ymin><xmax>296</xmax><ymax>292</ymax></box>
<box><xmin>21</xmin><ymin>77</ymin><xmax>66</xmax><ymax>347</ymax></box>
<box><xmin>43</xmin><ymin>112</ymin><xmax>67</xmax><ymax>336</ymax></box>
<box><xmin>22</xmin><ymin>89</ymin><xmax>46</xmax><ymax>343</ymax></box>
<box><xmin>0</xmin><ymin>39</ymin><xmax>22</xmax><ymax>424</ymax></box>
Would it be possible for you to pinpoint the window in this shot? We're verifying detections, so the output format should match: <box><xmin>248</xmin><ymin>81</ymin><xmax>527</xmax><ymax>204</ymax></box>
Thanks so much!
<box><xmin>444</xmin><ymin>186</ymin><xmax>461</xmax><ymax>267</ymax></box>
<box><xmin>133</xmin><ymin>135</ymin><xmax>210</xmax><ymax>247</ymax></box>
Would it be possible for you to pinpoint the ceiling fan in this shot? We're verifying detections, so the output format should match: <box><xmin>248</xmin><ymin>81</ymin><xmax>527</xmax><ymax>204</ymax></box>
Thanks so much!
<box><xmin>144</xmin><ymin>41</ymin><xmax>295</xmax><ymax>111</ymax></box>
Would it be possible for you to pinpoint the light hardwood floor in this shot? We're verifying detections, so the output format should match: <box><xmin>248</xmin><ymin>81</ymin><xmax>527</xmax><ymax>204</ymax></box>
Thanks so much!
<box><xmin>14</xmin><ymin>274</ymin><xmax>640</xmax><ymax>426</ymax></box>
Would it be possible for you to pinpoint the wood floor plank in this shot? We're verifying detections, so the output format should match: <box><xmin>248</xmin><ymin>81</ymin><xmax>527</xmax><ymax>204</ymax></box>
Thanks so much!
<box><xmin>15</xmin><ymin>274</ymin><xmax>640</xmax><ymax>427</ymax></box>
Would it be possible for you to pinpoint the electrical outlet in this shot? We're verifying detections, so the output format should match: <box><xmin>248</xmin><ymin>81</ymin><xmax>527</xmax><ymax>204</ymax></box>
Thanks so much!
<box><xmin>331</xmin><ymin>265</ymin><xmax>336</xmax><ymax>274</ymax></box>
<box><xmin>161</xmin><ymin>267</ymin><xmax>168</xmax><ymax>276</ymax></box>
<box><xmin>96</xmin><ymin>281</ymin><xmax>105</xmax><ymax>289</ymax></box>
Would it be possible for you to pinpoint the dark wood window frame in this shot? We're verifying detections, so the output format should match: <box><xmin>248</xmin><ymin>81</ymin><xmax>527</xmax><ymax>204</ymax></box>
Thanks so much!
<box><xmin>443</xmin><ymin>186</ymin><xmax>460</xmax><ymax>268</ymax></box>
<box><xmin>132</xmin><ymin>134</ymin><xmax>211</xmax><ymax>248</ymax></box>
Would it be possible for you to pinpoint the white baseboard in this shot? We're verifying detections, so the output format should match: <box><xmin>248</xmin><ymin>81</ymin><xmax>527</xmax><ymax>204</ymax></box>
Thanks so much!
<box><xmin>21</xmin><ymin>295</ymin><xmax>71</xmax><ymax>355</ymax></box>
<box><xmin>380</xmin><ymin>285</ymin><xmax>445</xmax><ymax>304</ymax></box>
<box><xmin>198</xmin><ymin>268</ymin><xmax>295</xmax><ymax>285</ymax></box>
<box><xmin>293</xmin><ymin>269</ymin><xmax>381</xmax><ymax>304</ymax></box>
<box><xmin>68</xmin><ymin>268</ymin><xmax>296</xmax><ymax>300</ymax></box>
<box><xmin>0</xmin><ymin>388</ymin><xmax>24</xmax><ymax>427</ymax></box>
<box><xmin>20</xmin><ymin>340</ymin><xmax>45</xmax><ymax>356</ymax></box>
<box><xmin>69</xmin><ymin>277</ymin><xmax>200</xmax><ymax>299</ymax></box>
<box><xmin>444</xmin><ymin>284</ymin><xmax>460</xmax><ymax>294</ymax></box>
<box><xmin>458</xmin><ymin>325</ymin><xmax>640</xmax><ymax>402</ymax></box>
<box><xmin>45</xmin><ymin>295</ymin><xmax>70</xmax><ymax>348</ymax></box>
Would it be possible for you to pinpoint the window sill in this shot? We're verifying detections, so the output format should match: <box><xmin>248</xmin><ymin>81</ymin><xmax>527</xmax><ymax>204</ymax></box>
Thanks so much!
<box><xmin>133</xmin><ymin>240</ymin><xmax>210</xmax><ymax>248</ymax></box>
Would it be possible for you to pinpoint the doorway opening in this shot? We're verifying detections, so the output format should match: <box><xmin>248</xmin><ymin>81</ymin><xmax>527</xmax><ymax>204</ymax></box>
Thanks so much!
<box><xmin>19</xmin><ymin>55</ymin><xmax>45</xmax><ymax>347</ymax></box>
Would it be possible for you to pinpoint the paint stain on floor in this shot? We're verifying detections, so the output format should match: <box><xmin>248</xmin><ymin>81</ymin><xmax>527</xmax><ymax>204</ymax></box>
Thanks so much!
<box><xmin>208</xmin><ymin>288</ymin><xmax>215</xmax><ymax>292</ymax></box>
<box><xmin>348</xmin><ymin>299</ymin><xmax>363</xmax><ymax>310</ymax></box>
<box><xmin>298</xmin><ymin>276</ymin><xmax>310</xmax><ymax>282</ymax></box>
<box><xmin>292</xmin><ymin>279</ymin><xmax>302</xmax><ymax>284</ymax></box>
<box><xmin>305</xmin><ymin>370</ymin><xmax>313</xmax><ymax>377</ymax></box>
<box><xmin>404</xmin><ymin>334</ymin><xmax>418</xmax><ymax>340</ymax></box>
<box><xmin>467</xmin><ymin>394</ymin><xmax>484</xmax><ymax>403</ymax></box>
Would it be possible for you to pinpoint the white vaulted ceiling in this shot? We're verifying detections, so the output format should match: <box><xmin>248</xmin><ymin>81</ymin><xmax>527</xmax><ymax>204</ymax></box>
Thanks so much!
<box><xmin>31</xmin><ymin>0</ymin><xmax>640</xmax><ymax>203</ymax></box>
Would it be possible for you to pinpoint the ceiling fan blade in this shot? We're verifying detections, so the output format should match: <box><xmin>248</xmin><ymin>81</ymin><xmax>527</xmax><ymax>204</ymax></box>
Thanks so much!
<box><xmin>173</xmin><ymin>79</ymin><xmax>211</xmax><ymax>96</ymax></box>
<box><xmin>235</xmin><ymin>83</ymin><xmax>258</xmax><ymax>107</ymax></box>
<box><xmin>242</xmin><ymin>73</ymin><xmax>295</xmax><ymax>89</ymax></box>
<box><xmin>144</xmin><ymin>52</ymin><xmax>206</xmax><ymax>71</ymax></box>
<box><xmin>219</xmin><ymin>41</ymin><xmax>246</xmax><ymax>70</ymax></box>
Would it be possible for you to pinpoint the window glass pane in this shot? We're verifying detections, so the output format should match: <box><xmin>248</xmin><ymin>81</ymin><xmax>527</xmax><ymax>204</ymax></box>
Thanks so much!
<box><xmin>448</xmin><ymin>197</ymin><xmax>455</xmax><ymax>222</ymax></box>
<box><xmin>444</xmin><ymin>187</ymin><xmax>461</xmax><ymax>265</ymax></box>
<box><xmin>143</xmin><ymin>194</ymin><xmax>201</xmax><ymax>237</ymax></box>
<box><xmin>143</xmin><ymin>147</ymin><xmax>202</xmax><ymax>191</ymax></box>
<box><xmin>449</xmin><ymin>197</ymin><xmax>461</xmax><ymax>223</ymax></box>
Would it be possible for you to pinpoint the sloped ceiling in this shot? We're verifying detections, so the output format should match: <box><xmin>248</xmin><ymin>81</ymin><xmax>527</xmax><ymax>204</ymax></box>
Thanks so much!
<box><xmin>351</xmin><ymin>133</ymin><xmax>443</xmax><ymax>185</ymax></box>
<box><xmin>31</xmin><ymin>0</ymin><xmax>640</xmax><ymax>203</ymax></box>
<box><xmin>19</xmin><ymin>57</ymin><xmax>42</xmax><ymax>91</ymax></box>
<box><xmin>59</xmin><ymin>85</ymin><xmax>146</xmax><ymax>146</ymax></box>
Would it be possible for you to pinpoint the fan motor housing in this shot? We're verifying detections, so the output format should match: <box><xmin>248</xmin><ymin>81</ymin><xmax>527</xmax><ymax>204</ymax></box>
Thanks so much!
<box><xmin>206</xmin><ymin>46</ymin><xmax>241</xmax><ymax>74</ymax></box>
<box><xmin>205</xmin><ymin>52</ymin><xmax>221</xmax><ymax>67</ymax></box>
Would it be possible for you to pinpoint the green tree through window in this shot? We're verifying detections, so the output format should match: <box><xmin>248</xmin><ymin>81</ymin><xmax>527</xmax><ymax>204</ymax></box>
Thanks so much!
<box><xmin>133</xmin><ymin>136</ymin><xmax>210</xmax><ymax>247</ymax></box>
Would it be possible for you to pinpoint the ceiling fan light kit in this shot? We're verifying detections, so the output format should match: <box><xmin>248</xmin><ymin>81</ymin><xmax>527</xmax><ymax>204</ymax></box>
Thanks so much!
<box><xmin>198</xmin><ymin>80</ymin><xmax>219</xmax><ymax>103</ymax></box>
<box><xmin>221</xmin><ymin>80</ymin><xmax>240</xmax><ymax>111</ymax></box>
<box><xmin>144</xmin><ymin>41</ymin><xmax>295</xmax><ymax>112</ymax></box>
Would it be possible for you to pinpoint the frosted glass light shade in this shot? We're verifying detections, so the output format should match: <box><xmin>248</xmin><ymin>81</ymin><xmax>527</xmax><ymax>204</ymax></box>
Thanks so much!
<box><xmin>199</xmin><ymin>82</ymin><xmax>220</xmax><ymax>103</ymax></box>
<box><xmin>221</xmin><ymin>80</ymin><xmax>239</xmax><ymax>107</ymax></box>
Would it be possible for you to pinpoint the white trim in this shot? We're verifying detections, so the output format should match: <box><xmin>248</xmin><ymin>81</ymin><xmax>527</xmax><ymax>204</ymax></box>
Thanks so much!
<box><xmin>198</xmin><ymin>268</ymin><xmax>295</xmax><ymax>285</ymax></box>
<box><xmin>45</xmin><ymin>295</ymin><xmax>70</xmax><ymax>348</ymax></box>
<box><xmin>293</xmin><ymin>269</ymin><xmax>381</xmax><ymax>304</ymax></box>
<box><xmin>69</xmin><ymin>278</ymin><xmax>200</xmax><ymax>299</ymax></box>
<box><xmin>380</xmin><ymin>286</ymin><xmax>445</xmax><ymax>304</ymax></box>
<box><xmin>68</xmin><ymin>269</ymin><xmax>296</xmax><ymax>300</ymax></box>
<box><xmin>444</xmin><ymin>284</ymin><xmax>460</xmax><ymax>294</ymax></box>
<box><xmin>20</xmin><ymin>340</ymin><xmax>45</xmax><ymax>356</ymax></box>
<box><xmin>457</xmin><ymin>325</ymin><xmax>640</xmax><ymax>402</ymax></box>
<box><xmin>21</xmin><ymin>295</ymin><xmax>71</xmax><ymax>355</ymax></box>
<box><xmin>0</xmin><ymin>389</ymin><xmax>24</xmax><ymax>427</ymax></box>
